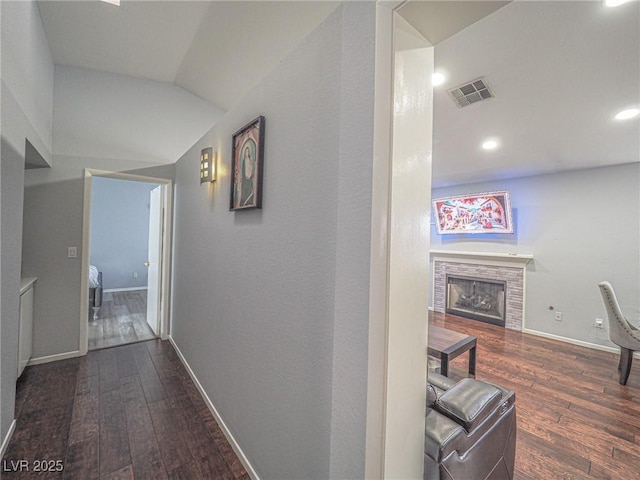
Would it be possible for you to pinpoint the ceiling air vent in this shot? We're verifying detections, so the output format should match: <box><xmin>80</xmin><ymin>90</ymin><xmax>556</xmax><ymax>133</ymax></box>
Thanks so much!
<box><xmin>448</xmin><ymin>77</ymin><xmax>494</xmax><ymax>108</ymax></box>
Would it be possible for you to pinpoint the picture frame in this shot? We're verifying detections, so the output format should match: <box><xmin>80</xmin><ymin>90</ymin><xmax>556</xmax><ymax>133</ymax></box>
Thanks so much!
<box><xmin>432</xmin><ymin>190</ymin><xmax>514</xmax><ymax>235</ymax></box>
<box><xmin>230</xmin><ymin>116</ymin><xmax>265</xmax><ymax>210</ymax></box>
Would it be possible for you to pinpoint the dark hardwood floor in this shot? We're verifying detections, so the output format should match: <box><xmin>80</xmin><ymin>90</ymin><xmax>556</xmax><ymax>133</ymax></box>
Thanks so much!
<box><xmin>89</xmin><ymin>291</ymin><xmax>156</xmax><ymax>351</ymax></box>
<box><xmin>6</xmin><ymin>310</ymin><xmax>638</xmax><ymax>479</ymax></box>
<box><xmin>430</xmin><ymin>311</ymin><xmax>640</xmax><ymax>480</ymax></box>
<box><xmin>3</xmin><ymin>340</ymin><xmax>249</xmax><ymax>480</ymax></box>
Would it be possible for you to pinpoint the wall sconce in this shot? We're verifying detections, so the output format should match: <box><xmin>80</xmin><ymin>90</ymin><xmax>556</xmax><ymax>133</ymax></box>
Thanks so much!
<box><xmin>200</xmin><ymin>147</ymin><xmax>216</xmax><ymax>184</ymax></box>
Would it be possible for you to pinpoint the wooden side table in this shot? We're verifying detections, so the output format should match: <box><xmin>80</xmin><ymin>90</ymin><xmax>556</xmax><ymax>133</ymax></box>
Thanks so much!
<box><xmin>428</xmin><ymin>324</ymin><xmax>477</xmax><ymax>378</ymax></box>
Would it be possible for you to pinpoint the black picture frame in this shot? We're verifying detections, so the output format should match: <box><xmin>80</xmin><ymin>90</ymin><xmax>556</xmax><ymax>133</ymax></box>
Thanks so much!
<box><xmin>230</xmin><ymin>116</ymin><xmax>265</xmax><ymax>210</ymax></box>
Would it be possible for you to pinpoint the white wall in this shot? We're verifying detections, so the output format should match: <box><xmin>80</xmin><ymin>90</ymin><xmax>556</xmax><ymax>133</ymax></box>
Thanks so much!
<box><xmin>170</xmin><ymin>4</ymin><xmax>376</xmax><ymax>479</ymax></box>
<box><xmin>0</xmin><ymin>0</ymin><xmax>53</xmax><ymax>448</ymax></box>
<box><xmin>383</xmin><ymin>16</ymin><xmax>433</xmax><ymax>478</ymax></box>
<box><xmin>1</xmin><ymin>0</ymin><xmax>53</xmax><ymax>156</ymax></box>
<box><xmin>430</xmin><ymin>163</ymin><xmax>640</xmax><ymax>348</ymax></box>
<box><xmin>53</xmin><ymin>65</ymin><xmax>224</xmax><ymax>164</ymax></box>
<box><xmin>90</xmin><ymin>177</ymin><xmax>158</xmax><ymax>290</ymax></box>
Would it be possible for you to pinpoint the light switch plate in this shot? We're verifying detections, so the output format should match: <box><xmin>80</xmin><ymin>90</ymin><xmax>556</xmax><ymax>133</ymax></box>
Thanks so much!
<box><xmin>68</xmin><ymin>247</ymin><xmax>77</xmax><ymax>258</ymax></box>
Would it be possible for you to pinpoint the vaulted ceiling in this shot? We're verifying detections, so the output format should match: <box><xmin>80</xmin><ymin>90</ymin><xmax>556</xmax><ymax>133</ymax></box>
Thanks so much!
<box><xmin>38</xmin><ymin>1</ymin><xmax>339</xmax><ymax>111</ymax></box>
<box><xmin>37</xmin><ymin>1</ymin><xmax>639</xmax><ymax>185</ymax></box>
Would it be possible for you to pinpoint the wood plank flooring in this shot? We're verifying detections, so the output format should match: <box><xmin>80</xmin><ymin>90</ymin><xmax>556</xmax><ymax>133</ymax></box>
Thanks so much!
<box><xmin>6</xmin><ymin>310</ymin><xmax>639</xmax><ymax>479</ymax></box>
<box><xmin>2</xmin><ymin>340</ymin><xmax>249</xmax><ymax>480</ymax></box>
<box><xmin>430</xmin><ymin>311</ymin><xmax>640</xmax><ymax>480</ymax></box>
<box><xmin>89</xmin><ymin>291</ymin><xmax>156</xmax><ymax>351</ymax></box>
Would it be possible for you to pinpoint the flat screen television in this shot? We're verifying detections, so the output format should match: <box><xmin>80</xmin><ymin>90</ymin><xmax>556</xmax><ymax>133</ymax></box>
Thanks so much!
<box><xmin>433</xmin><ymin>190</ymin><xmax>514</xmax><ymax>235</ymax></box>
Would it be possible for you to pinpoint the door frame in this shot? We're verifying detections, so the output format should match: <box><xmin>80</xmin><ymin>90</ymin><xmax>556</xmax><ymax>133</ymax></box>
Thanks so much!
<box><xmin>366</xmin><ymin>1</ymin><xmax>432</xmax><ymax>478</ymax></box>
<box><xmin>79</xmin><ymin>169</ymin><xmax>173</xmax><ymax>355</ymax></box>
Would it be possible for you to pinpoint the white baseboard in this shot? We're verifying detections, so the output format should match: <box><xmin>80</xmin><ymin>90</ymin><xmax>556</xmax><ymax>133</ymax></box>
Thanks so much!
<box><xmin>1</xmin><ymin>419</ymin><xmax>16</xmax><ymax>458</ymax></box>
<box><xmin>104</xmin><ymin>286</ymin><xmax>148</xmax><ymax>293</ymax></box>
<box><xmin>521</xmin><ymin>328</ymin><xmax>635</xmax><ymax>356</ymax></box>
<box><xmin>168</xmin><ymin>336</ymin><xmax>259</xmax><ymax>480</ymax></box>
<box><xmin>28</xmin><ymin>350</ymin><xmax>81</xmax><ymax>366</ymax></box>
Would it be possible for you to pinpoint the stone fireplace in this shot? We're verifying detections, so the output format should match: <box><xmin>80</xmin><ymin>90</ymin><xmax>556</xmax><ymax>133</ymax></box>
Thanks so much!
<box><xmin>431</xmin><ymin>251</ymin><xmax>533</xmax><ymax>331</ymax></box>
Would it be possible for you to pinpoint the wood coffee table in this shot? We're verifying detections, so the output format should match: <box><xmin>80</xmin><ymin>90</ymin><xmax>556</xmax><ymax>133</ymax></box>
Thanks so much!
<box><xmin>428</xmin><ymin>325</ymin><xmax>477</xmax><ymax>378</ymax></box>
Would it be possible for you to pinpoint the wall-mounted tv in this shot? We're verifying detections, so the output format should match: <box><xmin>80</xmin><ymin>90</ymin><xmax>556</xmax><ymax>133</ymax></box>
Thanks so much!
<box><xmin>433</xmin><ymin>190</ymin><xmax>514</xmax><ymax>235</ymax></box>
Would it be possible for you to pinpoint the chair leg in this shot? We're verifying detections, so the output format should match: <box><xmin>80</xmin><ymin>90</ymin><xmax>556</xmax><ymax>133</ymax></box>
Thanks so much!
<box><xmin>618</xmin><ymin>351</ymin><xmax>623</xmax><ymax>371</ymax></box>
<box><xmin>619</xmin><ymin>348</ymin><xmax>633</xmax><ymax>385</ymax></box>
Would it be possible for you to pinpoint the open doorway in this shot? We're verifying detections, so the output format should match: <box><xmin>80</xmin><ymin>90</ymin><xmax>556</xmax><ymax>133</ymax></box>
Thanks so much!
<box><xmin>80</xmin><ymin>170</ymin><xmax>172</xmax><ymax>353</ymax></box>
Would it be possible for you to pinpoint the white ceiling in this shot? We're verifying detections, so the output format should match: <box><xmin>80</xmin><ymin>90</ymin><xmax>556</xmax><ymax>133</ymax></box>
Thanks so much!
<box><xmin>37</xmin><ymin>1</ymin><xmax>339</xmax><ymax>111</ymax></box>
<box><xmin>398</xmin><ymin>1</ymin><xmax>510</xmax><ymax>45</ymax></box>
<box><xmin>37</xmin><ymin>1</ymin><xmax>640</xmax><ymax>185</ymax></box>
<box><xmin>399</xmin><ymin>0</ymin><xmax>640</xmax><ymax>187</ymax></box>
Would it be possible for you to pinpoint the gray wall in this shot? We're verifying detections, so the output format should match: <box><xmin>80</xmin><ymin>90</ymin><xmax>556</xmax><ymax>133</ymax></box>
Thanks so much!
<box><xmin>170</xmin><ymin>4</ymin><xmax>374</xmax><ymax>479</ymax></box>
<box><xmin>90</xmin><ymin>177</ymin><xmax>158</xmax><ymax>290</ymax></box>
<box><xmin>22</xmin><ymin>158</ymin><xmax>175</xmax><ymax>359</ymax></box>
<box><xmin>430</xmin><ymin>163</ymin><xmax>640</xmax><ymax>348</ymax></box>
<box><xmin>1</xmin><ymin>0</ymin><xmax>54</xmax><ymax>447</ymax></box>
<box><xmin>1</xmin><ymin>140</ymin><xmax>26</xmax><ymax>444</ymax></box>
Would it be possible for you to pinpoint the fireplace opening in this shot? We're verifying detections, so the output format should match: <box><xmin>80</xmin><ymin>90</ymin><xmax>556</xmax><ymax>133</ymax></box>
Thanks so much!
<box><xmin>446</xmin><ymin>275</ymin><xmax>506</xmax><ymax>327</ymax></box>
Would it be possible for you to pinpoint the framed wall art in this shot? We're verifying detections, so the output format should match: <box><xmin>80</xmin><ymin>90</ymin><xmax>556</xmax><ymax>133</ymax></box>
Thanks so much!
<box><xmin>230</xmin><ymin>116</ymin><xmax>265</xmax><ymax>210</ymax></box>
<box><xmin>432</xmin><ymin>190</ymin><xmax>514</xmax><ymax>235</ymax></box>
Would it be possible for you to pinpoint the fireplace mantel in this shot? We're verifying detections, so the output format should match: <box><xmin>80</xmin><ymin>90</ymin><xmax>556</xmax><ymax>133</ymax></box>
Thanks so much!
<box><xmin>430</xmin><ymin>250</ymin><xmax>533</xmax><ymax>269</ymax></box>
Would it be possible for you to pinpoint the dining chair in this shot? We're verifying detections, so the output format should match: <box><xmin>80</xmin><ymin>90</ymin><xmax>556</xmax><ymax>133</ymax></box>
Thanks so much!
<box><xmin>598</xmin><ymin>281</ymin><xmax>640</xmax><ymax>385</ymax></box>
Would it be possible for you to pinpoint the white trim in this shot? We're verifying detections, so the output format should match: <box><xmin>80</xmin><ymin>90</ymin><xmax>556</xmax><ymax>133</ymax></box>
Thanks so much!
<box><xmin>80</xmin><ymin>171</ymin><xmax>92</xmax><ymax>356</ymax></box>
<box><xmin>80</xmin><ymin>169</ymin><xmax>173</xmax><ymax>353</ymax></box>
<box><xmin>366</xmin><ymin>4</ymin><xmax>395</xmax><ymax>478</ymax></box>
<box><xmin>522</xmin><ymin>328</ymin><xmax>624</xmax><ymax>355</ymax></box>
<box><xmin>429</xmin><ymin>318</ymin><xmax>625</xmax><ymax>357</ymax></box>
<box><xmin>1</xmin><ymin>420</ymin><xmax>16</xmax><ymax>458</ymax></box>
<box><xmin>160</xmin><ymin>183</ymin><xmax>173</xmax><ymax>341</ymax></box>
<box><xmin>168</xmin><ymin>337</ymin><xmax>259</xmax><ymax>480</ymax></box>
<box><xmin>430</xmin><ymin>250</ymin><xmax>533</xmax><ymax>268</ymax></box>
<box><xmin>104</xmin><ymin>287</ymin><xmax>148</xmax><ymax>293</ymax></box>
<box><xmin>28</xmin><ymin>350</ymin><xmax>81</xmax><ymax>366</ymax></box>
<box><xmin>20</xmin><ymin>277</ymin><xmax>37</xmax><ymax>295</ymax></box>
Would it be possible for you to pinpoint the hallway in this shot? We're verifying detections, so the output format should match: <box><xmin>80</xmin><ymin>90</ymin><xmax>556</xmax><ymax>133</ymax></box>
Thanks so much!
<box><xmin>3</xmin><ymin>340</ymin><xmax>248</xmax><ymax>479</ymax></box>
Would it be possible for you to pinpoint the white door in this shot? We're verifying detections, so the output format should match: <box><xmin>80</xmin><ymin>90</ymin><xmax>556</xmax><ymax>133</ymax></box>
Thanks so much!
<box><xmin>146</xmin><ymin>186</ymin><xmax>163</xmax><ymax>336</ymax></box>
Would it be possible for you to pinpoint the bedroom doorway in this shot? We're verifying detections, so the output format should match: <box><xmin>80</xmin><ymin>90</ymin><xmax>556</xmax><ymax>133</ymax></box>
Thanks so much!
<box><xmin>80</xmin><ymin>170</ymin><xmax>173</xmax><ymax>354</ymax></box>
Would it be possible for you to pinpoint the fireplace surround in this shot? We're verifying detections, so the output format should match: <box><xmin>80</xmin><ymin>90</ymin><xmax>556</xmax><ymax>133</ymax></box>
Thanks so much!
<box><xmin>431</xmin><ymin>251</ymin><xmax>533</xmax><ymax>331</ymax></box>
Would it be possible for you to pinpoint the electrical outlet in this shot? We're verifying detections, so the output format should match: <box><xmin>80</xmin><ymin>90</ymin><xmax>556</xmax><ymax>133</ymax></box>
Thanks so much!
<box><xmin>554</xmin><ymin>312</ymin><xmax>563</xmax><ymax>321</ymax></box>
<box><xmin>595</xmin><ymin>318</ymin><xmax>604</xmax><ymax>329</ymax></box>
<box><xmin>133</xmin><ymin>272</ymin><xmax>138</xmax><ymax>278</ymax></box>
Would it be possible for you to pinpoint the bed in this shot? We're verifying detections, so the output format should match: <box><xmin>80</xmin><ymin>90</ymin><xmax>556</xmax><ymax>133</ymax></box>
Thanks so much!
<box><xmin>89</xmin><ymin>265</ymin><xmax>103</xmax><ymax>319</ymax></box>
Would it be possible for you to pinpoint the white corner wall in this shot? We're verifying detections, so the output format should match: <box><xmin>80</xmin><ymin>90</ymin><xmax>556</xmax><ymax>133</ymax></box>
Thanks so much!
<box><xmin>170</xmin><ymin>4</ymin><xmax>377</xmax><ymax>479</ymax></box>
<box><xmin>382</xmin><ymin>15</ymin><xmax>433</xmax><ymax>478</ymax></box>
<box><xmin>430</xmin><ymin>163</ymin><xmax>640</xmax><ymax>349</ymax></box>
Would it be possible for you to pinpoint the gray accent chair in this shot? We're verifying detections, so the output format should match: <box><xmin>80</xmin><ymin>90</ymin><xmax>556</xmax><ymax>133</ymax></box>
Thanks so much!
<box><xmin>425</xmin><ymin>372</ymin><xmax>516</xmax><ymax>480</ymax></box>
<box><xmin>598</xmin><ymin>281</ymin><xmax>640</xmax><ymax>385</ymax></box>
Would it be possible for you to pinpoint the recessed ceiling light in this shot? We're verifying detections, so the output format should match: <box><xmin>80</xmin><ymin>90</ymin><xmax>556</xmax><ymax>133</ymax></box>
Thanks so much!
<box><xmin>604</xmin><ymin>0</ymin><xmax>631</xmax><ymax>7</ymax></box>
<box><xmin>482</xmin><ymin>139</ymin><xmax>500</xmax><ymax>150</ymax></box>
<box><xmin>614</xmin><ymin>108</ymin><xmax>639</xmax><ymax>120</ymax></box>
<box><xmin>432</xmin><ymin>72</ymin><xmax>446</xmax><ymax>87</ymax></box>
<box><xmin>101</xmin><ymin>0</ymin><xmax>120</xmax><ymax>6</ymax></box>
